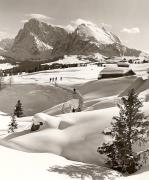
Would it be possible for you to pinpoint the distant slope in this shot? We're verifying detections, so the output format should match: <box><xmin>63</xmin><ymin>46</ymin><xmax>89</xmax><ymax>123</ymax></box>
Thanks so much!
<box><xmin>0</xmin><ymin>38</ymin><xmax>14</xmax><ymax>50</ymax></box>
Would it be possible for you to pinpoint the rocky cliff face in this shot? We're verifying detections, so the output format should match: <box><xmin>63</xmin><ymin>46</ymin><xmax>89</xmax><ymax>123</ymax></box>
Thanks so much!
<box><xmin>9</xmin><ymin>18</ymin><xmax>68</xmax><ymax>61</ymax></box>
<box><xmin>52</xmin><ymin>21</ymin><xmax>141</xmax><ymax>58</ymax></box>
<box><xmin>4</xmin><ymin>18</ymin><xmax>144</xmax><ymax>61</ymax></box>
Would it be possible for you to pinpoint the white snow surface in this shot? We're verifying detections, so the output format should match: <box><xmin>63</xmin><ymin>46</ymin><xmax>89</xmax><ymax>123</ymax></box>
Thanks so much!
<box><xmin>3</xmin><ymin>63</ymin><xmax>148</xmax><ymax>86</ymax></box>
<box><xmin>0</xmin><ymin>55</ymin><xmax>5</xmax><ymax>60</ymax></box>
<box><xmin>4</xmin><ymin>65</ymin><xmax>103</xmax><ymax>85</ymax></box>
<box><xmin>76</xmin><ymin>22</ymin><xmax>118</xmax><ymax>44</ymax></box>
<box><xmin>0</xmin><ymin>102</ymin><xmax>149</xmax><ymax>179</ymax></box>
<box><xmin>1</xmin><ymin>63</ymin><xmax>149</xmax><ymax>179</ymax></box>
<box><xmin>44</xmin><ymin>54</ymin><xmax>105</xmax><ymax>66</ymax></box>
<box><xmin>0</xmin><ymin>63</ymin><xmax>17</xmax><ymax>70</ymax></box>
<box><xmin>32</xmin><ymin>33</ymin><xmax>53</xmax><ymax>51</ymax></box>
<box><xmin>46</xmin><ymin>55</ymin><xmax>90</xmax><ymax>65</ymax></box>
<box><xmin>1</xmin><ymin>102</ymin><xmax>149</xmax><ymax>162</ymax></box>
<box><xmin>0</xmin><ymin>145</ymin><xmax>121</xmax><ymax>180</ymax></box>
<box><xmin>70</xmin><ymin>19</ymin><xmax>119</xmax><ymax>44</ymax></box>
<box><xmin>0</xmin><ymin>115</ymin><xmax>32</xmax><ymax>137</ymax></box>
<box><xmin>0</xmin><ymin>109</ymin><xmax>122</xmax><ymax>179</ymax></box>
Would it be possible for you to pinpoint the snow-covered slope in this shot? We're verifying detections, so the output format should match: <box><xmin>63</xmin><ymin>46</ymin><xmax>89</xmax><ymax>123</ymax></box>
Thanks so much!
<box><xmin>0</xmin><ymin>63</ymin><xmax>149</xmax><ymax>179</ymax></box>
<box><xmin>0</xmin><ymin>63</ymin><xmax>17</xmax><ymax>70</ymax></box>
<box><xmin>44</xmin><ymin>54</ymin><xmax>106</xmax><ymax>66</ymax></box>
<box><xmin>44</xmin><ymin>55</ymin><xmax>90</xmax><ymax>65</ymax></box>
<box><xmin>75</xmin><ymin>22</ymin><xmax>121</xmax><ymax>45</ymax></box>
<box><xmin>0</xmin><ymin>39</ymin><xmax>14</xmax><ymax>59</ymax></box>
<box><xmin>1</xmin><ymin>108</ymin><xmax>118</xmax><ymax>164</ymax></box>
<box><xmin>0</xmin><ymin>107</ymin><xmax>117</xmax><ymax>161</ymax></box>
<box><xmin>33</xmin><ymin>33</ymin><xmax>53</xmax><ymax>51</ymax></box>
<box><xmin>0</xmin><ymin>55</ymin><xmax>5</xmax><ymax>60</ymax></box>
<box><xmin>0</xmin><ymin>145</ymin><xmax>121</xmax><ymax>180</ymax></box>
<box><xmin>0</xmin><ymin>38</ymin><xmax>14</xmax><ymax>50</ymax></box>
<box><xmin>1</xmin><ymin>102</ymin><xmax>149</xmax><ymax>165</ymax></box>
<box><xmin>0</xmin><ymin>114</ymin><xmax>32</xmax><ymax>137</ymax></box>
<box><xmin>0</xmin><ymin>47</ymin><xmax>6</xmax><ymax>56</ymax></box>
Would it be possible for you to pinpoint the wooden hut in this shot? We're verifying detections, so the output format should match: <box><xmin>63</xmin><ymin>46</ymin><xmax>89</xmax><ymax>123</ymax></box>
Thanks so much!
<box><xmin>117</xmin><ymin>62</ymin><xmax>130</xmax><ymax>67</ymax></box>
<box><xmin>98</xmin><ymin>67</ymin><xmax>135</xmax><ymax>79</ymax></box>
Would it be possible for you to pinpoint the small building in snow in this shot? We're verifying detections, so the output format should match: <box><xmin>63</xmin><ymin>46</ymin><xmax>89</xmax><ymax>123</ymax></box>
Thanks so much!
<box><xmin>98</xmin><ymin>67</ymin><xmax>135</xmax><ymax>79</ymax></box>
<box><xmin>117</xmin><ymin>62</ymin><xmax>130</xmax><ymax>67</ymax></box>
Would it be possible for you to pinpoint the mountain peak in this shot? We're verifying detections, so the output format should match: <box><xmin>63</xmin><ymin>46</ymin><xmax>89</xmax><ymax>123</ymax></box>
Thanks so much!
<box><xmin>4</xmin><ymin>18</ymin><xmax>143</xmax><ymax>61</ymax></box>
<box><xmin>27</xmin><ymin>18</ymin><xmax>40</xmax><ymax>23</ymax></box>
<box><xmin>72</xmin><ymin>18</ymin><xmax>95</xmax><ymax>27</ymax></box>
<box><xmin>75</xmin><ymin>21</ymin><xmax>121</xmax><ymax>45</ymax></box>
<box><xmin>9</xmin><ymin>18</ymin><xmax>68</xmax><ymax>60</ymax></box>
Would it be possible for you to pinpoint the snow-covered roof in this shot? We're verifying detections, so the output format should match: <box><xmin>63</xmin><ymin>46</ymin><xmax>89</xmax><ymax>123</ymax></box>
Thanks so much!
<box><xmin>117</xmin><ymin>62</ymin><xmax>129</xmax><ymax>65</ymax></box>
<box><xmin>100</xmin><ymin>67</ymin><xmax>133</xmax><ymax>75</ymax></box>
<box><xmin>117</xmin><ymin>62</ymin><xmax>130</xmax><ymax>67</ymax></box>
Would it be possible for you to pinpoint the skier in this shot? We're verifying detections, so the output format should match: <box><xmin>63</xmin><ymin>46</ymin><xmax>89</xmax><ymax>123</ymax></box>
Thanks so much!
<box><xmin>73</xmin><ymin>88</ymin><xmax>76</xmax><ymax>94</ymax></box>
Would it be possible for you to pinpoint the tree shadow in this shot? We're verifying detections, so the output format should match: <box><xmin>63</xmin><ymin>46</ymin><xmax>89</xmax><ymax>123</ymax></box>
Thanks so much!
<box><xmin>49</xmin><ymin>163</ymin><xmax>121</xmax><ymax>180</ymax></box>
<box><xmin>3</xmin><ymin>129</ymin><xmax>31</xmax><ymax>140</ymax></box>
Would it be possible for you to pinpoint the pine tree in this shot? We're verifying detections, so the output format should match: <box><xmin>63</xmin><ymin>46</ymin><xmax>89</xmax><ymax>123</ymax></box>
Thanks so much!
<box><xmin>97</xmin><ymin>89</ymin><xmax>149</xmax><ymax>174</ymax></box>
<box><xmin>0</xmin><ymin>70</ymin><xmax>4</xmax><ymax>90</ymax></box>
<box><xmin>14</xmin><ymin>100</ymin><xmax>23</xmax><ymax>117</ymax></box>
<box><xmin>8</xmin><ymin>115</ymin><xmax>18</xmax><ymax>133</ymax></box>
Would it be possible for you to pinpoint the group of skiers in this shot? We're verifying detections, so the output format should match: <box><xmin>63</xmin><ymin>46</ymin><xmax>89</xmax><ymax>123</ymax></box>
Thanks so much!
<box><xmin>49</xmin><ymin>77</ymin><xmax>63</xmax><ymax>83</ymax></box>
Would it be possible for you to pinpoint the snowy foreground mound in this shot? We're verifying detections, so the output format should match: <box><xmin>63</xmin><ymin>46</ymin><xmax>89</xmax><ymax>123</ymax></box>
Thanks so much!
<box><xmin>1</xmin><ymin>108</ymin><xmax>119</xmax><ymax>164</ymax></box>
<box><xmin>1</xmin><ymin>103</ymin><xmax>149</xmax><ymax>163</ymax></box>
<box><xmin>0</xmin><ymin>102</ymin><xmax>149</xmax><ymax>179</ymax></box>
<box><xmin>0</xmin><ymin>146</ymin><xmax>121</xmax><ymax>180</ymax></box>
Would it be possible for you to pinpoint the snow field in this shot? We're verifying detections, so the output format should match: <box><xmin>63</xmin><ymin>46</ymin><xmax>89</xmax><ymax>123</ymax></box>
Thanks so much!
<box><xmin>0</xmin><ymin>63</ymin><xmax>149</xmax><ymax>179</ymax></box>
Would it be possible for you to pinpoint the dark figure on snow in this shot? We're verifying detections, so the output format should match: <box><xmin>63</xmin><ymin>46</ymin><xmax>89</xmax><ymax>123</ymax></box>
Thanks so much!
<box><xmin>31</xmin><ymin>122</ymin><xmax>43</xmax><ymax>132</ymax></box>
<box><xmin>72</xmin><ymin>108</ymin><xmax>75</xmax><ymax>112</ymax></box>
<box><xmin>77</xmin><ymin>107</ymin><xmax>81</xmax><ymax>112</ymax></box>
<box><xmin>73</xmin><ymin>88</ymin><xmax>76</xmax><ymax>94</ymax></box>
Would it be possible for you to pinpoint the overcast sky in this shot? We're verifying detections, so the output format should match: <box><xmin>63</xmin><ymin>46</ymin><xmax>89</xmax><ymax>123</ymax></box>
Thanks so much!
<box><xmin>0</xmin><ymin>0</ymin><xmax>149</xmax><ymax>52</ymax></box>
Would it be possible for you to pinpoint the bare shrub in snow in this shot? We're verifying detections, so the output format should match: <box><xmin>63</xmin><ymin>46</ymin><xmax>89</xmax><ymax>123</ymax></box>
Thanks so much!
<box><xmin>8</xmin><ymin>115</ymin><xmax>18</xmax><ymax>133</ymax></box>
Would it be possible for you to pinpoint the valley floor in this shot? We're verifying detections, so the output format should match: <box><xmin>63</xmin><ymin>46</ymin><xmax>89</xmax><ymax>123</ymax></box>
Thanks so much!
<box><xmin>0</xmin><ymin>64</ymin><xmax>149</xmax><ymax>179</ymax></box>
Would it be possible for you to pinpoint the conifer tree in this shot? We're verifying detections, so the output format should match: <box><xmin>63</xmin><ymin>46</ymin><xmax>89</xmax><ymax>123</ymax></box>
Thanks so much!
<box><xmin>97</xmin><ymin>89</ymin><xmax>149</xmax><ymax>174</ymax></box>
<box><xmin>8</xmin><ymin>115</ymin><xmax>18</xmax><ymax>133</ymax></box>
<box><xmin>0</xmin><ymin>70</ymin><xmax>4</xmax><ymax>90</ymax></box>
<box><xmin>14</xmin><ymin>100</ymin><xmax>23</xmax><ymax>117</ymax></box>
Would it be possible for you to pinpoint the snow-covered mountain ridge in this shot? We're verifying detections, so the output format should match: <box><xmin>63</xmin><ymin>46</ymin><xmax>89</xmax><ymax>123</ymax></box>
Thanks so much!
<box><xmin>0</xmin><ymin>18</ymin><xmax>146</xmax><ymax>61</ymax></box>
<box><xmin>0</xmin><ymin>38</ymin><xmax>14</xmax><ymax>51</ymax></box>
